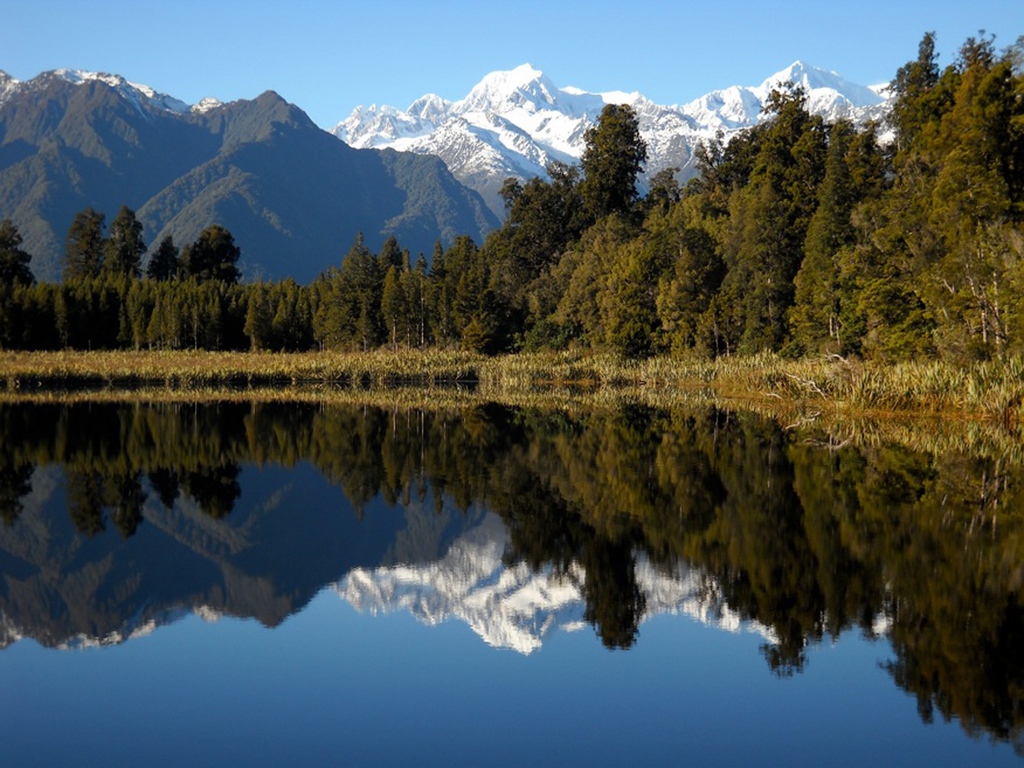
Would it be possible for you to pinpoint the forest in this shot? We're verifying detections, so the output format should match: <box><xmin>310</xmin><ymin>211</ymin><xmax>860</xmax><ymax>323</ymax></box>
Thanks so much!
<box><xmin>0</xmin><ymin>33</ymin><xmax>1022</xmax><ymax>363</ymax></box>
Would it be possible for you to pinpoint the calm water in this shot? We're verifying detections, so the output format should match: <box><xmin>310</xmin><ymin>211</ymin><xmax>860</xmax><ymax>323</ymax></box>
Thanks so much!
<box><xmin>0</xmin><ymin>400</ymin><xmax>1021</xmax><ymax>766</ymax></box>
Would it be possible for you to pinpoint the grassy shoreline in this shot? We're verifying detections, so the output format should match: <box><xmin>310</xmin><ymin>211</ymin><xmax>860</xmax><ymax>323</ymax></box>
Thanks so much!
<box><xmin>1</xmin><ymin>348</ymin><xmax>1022</xmax><ymax>419</ymax></box>
<box><xmin>4</xmin><ymin>348</ymin><xmax>1024</xmax><ymax>465</ymax></box>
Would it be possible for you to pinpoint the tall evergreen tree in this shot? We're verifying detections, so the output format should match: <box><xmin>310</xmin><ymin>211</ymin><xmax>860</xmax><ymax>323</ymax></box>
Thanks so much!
<box><xmin>64</xmin><ymin>208</ymin><xmax>106</xmax><ymax>281</ymax></box>
<box><xmin>316</xmin><ymin>233</ymin><xmax>385</xmax><ymax>350</ymax></box>
<box><xmin>377</xmin><ymin>235</ymin><xmax>404</xmax><ymax>273</ymax></box>
<box><xmin>0</xmin><ymin>219</ymin><xmax>34</xmax><ymax>286</ymax></box>
<box><xmin>715</xmin><ymin>87</ymin><xmax>826</xmax><ymax>353</ymax></box>
<box><xmin>580</xmin><ymin>104</ymin><xmax>648</xmax><ymax>222</ymax></box>
<box><xmin>652</xmin><ymin>202</ymin><xmax>725</xmax><ymax>355</ymax></box>
<box><xmin>890</xmin><ymin>31</ymin><xmax>943</xmax><ymax>153</ymax></box>
<box><xmin>381</xmin><ymin>265</ymin><xmax>409</xmax><ymax>348</ymax></box>
<box><xmin>789</xmin><ymin>121</ymin><xmax>859</xmax><ymax>354</ymax></box>
<box><xmin>244</xmin><ymin>282</ymin><xmax>273</xmax><ymax>351</ymax></box>
<box><xmin>179</xmin><ymin>225</ymin><xmax>241</xmax><ymax>284</ymax></box>
<box><xmin>103</xmin><ymin>205</ymin><xmax>145</xmax><ymax>279</ymax></box>
<box><xmin>146</xmin><ymin>235</ymin><xmax>180</xmax><ymax>281</ymax></box>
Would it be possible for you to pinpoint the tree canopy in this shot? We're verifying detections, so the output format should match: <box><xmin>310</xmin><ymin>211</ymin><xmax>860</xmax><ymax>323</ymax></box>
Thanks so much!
<box><xmin>580</xmin><ymin>103</ymin><xmax>648</xmax><ymax>221</ymax></box>
<box><xmin>63</xmin><ymin>208</ymin><xmax>106</xmax><ymax>281</ymax></box>
<box><xmin>0</xmin><ymin>219</ymin><xmax>33</xmax><ymax>286</ymax></box>
<box><xmin>179</xmin><ymin>225</ymin><xmax>242</xmax><ymax>284</ymax></box>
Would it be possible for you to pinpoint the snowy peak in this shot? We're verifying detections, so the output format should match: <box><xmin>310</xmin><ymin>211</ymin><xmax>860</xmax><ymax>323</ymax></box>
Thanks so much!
<box><xmin>758</xmin><ymin>60</ymin><xmax>884</xmax><ymax>108</ymax></box>
<box><xmin>6</xmin><ymin>68</ymin><xmax>225</xmax><ymax>117</ymax></box>
<box><xmin>334</xmin><ymin>61</ymin><xmax>891</xmax><ymax>217</ymax></box>
<box><xmin>51</xmin><ymin>68</ymin><xmax>191</xmax><ymax>114</ymax></box>
<box><xmin>455</xmin><ymin>63</ymin><xmax>562</xmax><ymax>115</ymax></box>
<box><xmin>191</xmin><ymin>97</ymin><xmax>225</xmax><ymax>114</ymax></box>
<box><xmin>334</xmin><ymin>102</ymin><xmax>436</xmax><ymax>149</ymax></box>
<box><xmin>681</xmin><ymin>84</ymin><xmax>765</xmax><ymax>131</ymax></box>
<box><xmin>408</xmin><ymin>93</ymin><xmax>451</xmax><ymax>122</ymax></box>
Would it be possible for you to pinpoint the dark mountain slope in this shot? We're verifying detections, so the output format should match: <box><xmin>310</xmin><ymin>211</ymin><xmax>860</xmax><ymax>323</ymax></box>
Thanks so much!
<box><xmin>0</xmin><ymin>72</ymin><xmax>497</xmax><ymax>282</ymax></box>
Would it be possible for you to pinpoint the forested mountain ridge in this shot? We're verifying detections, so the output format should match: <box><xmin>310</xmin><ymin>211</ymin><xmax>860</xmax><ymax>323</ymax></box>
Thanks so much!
<box><xmin>0</xmin><ymin>69</ymin><xmax>497</xmax><ymax>282</ymax></box>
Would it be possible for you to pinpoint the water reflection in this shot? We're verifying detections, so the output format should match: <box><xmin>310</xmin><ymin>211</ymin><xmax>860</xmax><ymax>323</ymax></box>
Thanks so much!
<box><xmin>0</xmin><ymin>399</ymin><xmax>1022</xmax><ymax>750</ymax></box>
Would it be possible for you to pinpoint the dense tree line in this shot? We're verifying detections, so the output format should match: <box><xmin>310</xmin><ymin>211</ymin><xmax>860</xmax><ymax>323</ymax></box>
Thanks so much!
<box><xmin>1</xmin><ymin>34</ymin><xmax>1021</xmax><ymax>360</ymax></box>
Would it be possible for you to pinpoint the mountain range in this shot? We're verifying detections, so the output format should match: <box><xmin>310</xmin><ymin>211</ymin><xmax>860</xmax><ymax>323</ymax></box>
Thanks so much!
<box><xmin>334</xmin><ymin>61</ymin><xmax>890</xmax><ymax>216</ymax></box>
<box><xmin>0</xmin><ymin>70</ymin><xmax>497</xmax><ymax>282</ymax></box>
<box><xmin>0</xmin><ymin>62</ymin><xmax>890</xmax><ymax>282</ymax></box>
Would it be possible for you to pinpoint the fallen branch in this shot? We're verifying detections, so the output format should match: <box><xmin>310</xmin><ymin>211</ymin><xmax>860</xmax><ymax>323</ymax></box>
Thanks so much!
<box><xmin>784</xmin><ymin>373</ymin><xmax>828</xmax><ymax>399</ymax></box>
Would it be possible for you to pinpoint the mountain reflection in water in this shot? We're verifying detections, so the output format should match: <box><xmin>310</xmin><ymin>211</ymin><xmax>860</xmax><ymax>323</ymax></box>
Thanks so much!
<box><xmin>0</xmin><ymin>399</ymin><xmax>1022</xmax><ymax>753</ymax></box>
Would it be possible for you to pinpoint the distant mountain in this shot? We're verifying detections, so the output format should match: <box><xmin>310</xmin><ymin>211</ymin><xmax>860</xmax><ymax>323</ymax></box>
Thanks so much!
<box><xmin>334</xmin><ymin>62</ymin><xmax>890</xmax><ymax>217</ymax></box>
<box><xmin>0</xmin><ymin>70</ymin><xmax>498</xmax><ymax>282</ymax></box>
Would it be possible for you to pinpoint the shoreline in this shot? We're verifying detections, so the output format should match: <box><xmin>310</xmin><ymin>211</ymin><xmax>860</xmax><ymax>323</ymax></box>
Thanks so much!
<box><xmin>2</xmin><ymin>349</ymin><xmax>1023</xmax><ymax>465</ymax></box>
<box><xmin>1</xmin><ymin>348</ymin><xmax>1020</xmax><ymax>417</ymax></box>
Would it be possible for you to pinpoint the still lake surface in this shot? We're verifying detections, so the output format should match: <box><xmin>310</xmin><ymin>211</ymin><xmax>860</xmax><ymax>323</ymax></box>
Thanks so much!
<box><xmin>0</xmin><ymin>399</ymin><xmax>1021</xmax><ymax>766</ymax></box>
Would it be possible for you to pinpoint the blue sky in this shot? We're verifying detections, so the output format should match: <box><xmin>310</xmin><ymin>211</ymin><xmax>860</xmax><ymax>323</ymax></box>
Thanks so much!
<box><xmin>1</xmin><ymin>0</ymin><xmax>1020</xmax><ymax>128</ymax></box>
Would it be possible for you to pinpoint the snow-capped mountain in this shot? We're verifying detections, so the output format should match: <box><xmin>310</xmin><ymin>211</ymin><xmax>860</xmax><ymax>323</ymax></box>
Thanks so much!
<box><xmin>0</xmin><ymin>68</ymin><xmax>224</xmax><ymax>116</ymax></box>
<box><xmin>337</xmin><ymin>512</ymin><xmax>777</xmax><ymax>655</ymax></box>
<box><xmin>334</xmin><ymin>62</ymin><xmax>889</xmax><ymax>216</ymax></box>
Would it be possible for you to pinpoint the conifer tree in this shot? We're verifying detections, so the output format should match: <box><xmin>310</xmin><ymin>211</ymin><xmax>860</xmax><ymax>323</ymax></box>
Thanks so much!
<box><xmin>789</xmin><ymin>121</ymin><xmax>858</xmax><ymax>354</ymax></box>
<box><xmin>64</xmin><ymin>208</ymin><xmax>106</xmax><ymax>281</ymax></box>
<box><xmin>715</xmin><ymin>87</ymin><xmax>826</xmax><ymax>353</ymax></box>
<box><xmin>381</xmin><ymin>265</ymin><xmax>408</xmax><ymax>349</ymax></box>
<box><xmin>580</xmin><ymin>104</ymin><xmax>648</xmax><ymax>222</ymax></box>
<box><xmin>377</xmin><ymin>235</ymin><xmax>404</xmax><ymax>273</ymax></box>
<box><xmin>0</xmin><ymin>219</ymin><xmax>34</xmax><ymax>286</ymax></box>
<box><xmin>244</xmin><ymin>282</ymin><xmax>273</xmax><ymax>351</ymax></box>
<box><xmin>103</xmin><ymin>205</ymin><xmax>145</xmax><ymax>279</ymax></box>
<box><xmin>146</xmin><ymin>235</ymin><xmax>180</xmax><ymax>281</ymax></box>
<box><xmin>890</xmin><ymin>32</ymin><xmax>942</xmax><ymax>153</ymax></box>
<box><xmin>179</xmin><ymin>225</ymin><xmax>241</xmax><ymax>284</ymax></box>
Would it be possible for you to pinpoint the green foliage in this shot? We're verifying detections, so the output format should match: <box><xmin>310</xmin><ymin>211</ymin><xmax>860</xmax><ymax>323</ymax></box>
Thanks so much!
<box><xmin>64</xmin><ymin>208</ymin><xmax>106</xmax><ymax>280</ymax></box>
<box><xmin>146</xmin><ymin>235</ymin><xmax>179</xmax><ymax>281</ymax></box>
<box><xmin>314</xmin><ymin>233</ymin><xmax>385</xmax><ymax>351</ymax></box>
<box><xmin>553</xmin><ymin>214</ymin><xmax>635</xmax><ymax>347</ymax></box>
<box><xmin>653</xmin><ymin>202</ymin><xmax>725</xmax><ymax>355</ymax></box>
<box><xmin>890</xmin><ymin>31</ymin><xmax>943</xmax><ymax>152</ymax></box>
<box><xmin>179</xmin><ymin>224</ymin><xmax>241</xmax><ymax>284</ymax></box>
<box><xmin>103</xmin><ymin>206</ymin><xmax>145</xmax><ymax>279</ymax></box>
<box><xmin>0</xmin><ymin>219</ymin><xmax>34</xmax><ymax>287</ymax></box>
<box><xmin>580</xmin><ymin>104</ymin><xmax>648</xmax><ymax>221</ymax></box>
<box><xmin>380</xmin><ymin>265</ymin><xmax>408</xmax><ymax>349</ymax></box>
<box><xmin>485</xmin><ymin>161</ymin><xmax>586</xmax><ymax>334</ymax></box>
<box><xmin>789</xmin><ymin>121</ymin><xmax>865</xmax><ymax>355</ymax></box>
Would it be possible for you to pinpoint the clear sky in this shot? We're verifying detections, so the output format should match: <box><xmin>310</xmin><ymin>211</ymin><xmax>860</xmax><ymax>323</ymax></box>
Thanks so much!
<box><xmin>1</xmin><ymin>0</ymin><xmax>1020</xmax><ymax>128</ymax></box>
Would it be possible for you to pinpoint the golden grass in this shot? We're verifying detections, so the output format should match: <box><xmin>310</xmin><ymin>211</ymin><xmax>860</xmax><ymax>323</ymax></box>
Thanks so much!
<box><xmin>2</xmin><ymin>348</ymin><xmax>1023</xmax><ymax>421</ymax></box>
<box><xmin>0</xmin><ymin>349</ymin><xmax>483</xmax><ymax>388</ymax></box>
<box><xmin>4</xmin><ymin>349</ymin><xmax>1024</xmax><ymax>465</ymax></box>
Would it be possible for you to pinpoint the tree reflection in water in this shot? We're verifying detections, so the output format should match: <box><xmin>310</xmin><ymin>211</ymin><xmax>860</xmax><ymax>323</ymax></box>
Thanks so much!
<box><xmin>0</xmin><ymin>398</ymin><xmax>1022</xmax><ymax>750</ymax></box>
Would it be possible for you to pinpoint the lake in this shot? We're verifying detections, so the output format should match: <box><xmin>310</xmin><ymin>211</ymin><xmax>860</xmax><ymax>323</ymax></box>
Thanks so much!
<box><xmin>0</xmin><ymin>399</ymin><xmax>1021</xmax><ymax>766</ymax></box>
